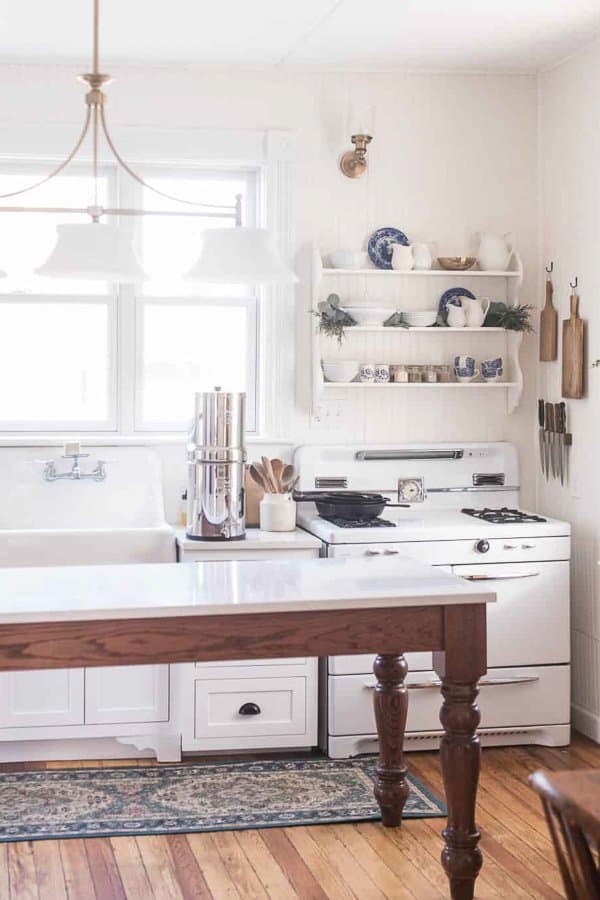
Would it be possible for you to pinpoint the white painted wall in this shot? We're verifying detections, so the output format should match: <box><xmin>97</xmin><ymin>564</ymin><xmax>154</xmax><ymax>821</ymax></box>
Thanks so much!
<box><xmin>539</xmin><ymin>40</ymin><xmax>600</xmax><ymax>740</ymax></box>
<box><xmin>0</xmin><ymin>64</ymin><xmax>539</xmax><ymax>514</ymax></box>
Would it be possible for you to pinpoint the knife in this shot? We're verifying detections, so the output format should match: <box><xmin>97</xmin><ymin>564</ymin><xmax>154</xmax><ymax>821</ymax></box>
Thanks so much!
<box><xmin>544</xmin><ymin>401</ymin><xmax>554</xmax><ymax>479</ymax></box>
<box><xmin>538</xmin><ymin>399</ymin><xmax>546</xmax><ymax>478</ymax></box>
<box><xmin>555</xmin><ymin>402</ymin><xmax>565</xmax><ymax>486</ymax></box>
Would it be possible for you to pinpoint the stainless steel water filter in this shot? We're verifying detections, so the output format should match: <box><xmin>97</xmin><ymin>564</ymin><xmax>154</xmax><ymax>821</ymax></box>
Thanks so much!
<box><xmin>186</xmin><ymin>388</ymin><xmax>247</xmax><ymax>541</ymax></box>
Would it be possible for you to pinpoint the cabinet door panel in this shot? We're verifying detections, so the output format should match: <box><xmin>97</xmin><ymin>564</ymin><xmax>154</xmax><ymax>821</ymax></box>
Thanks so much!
<box><xmin>0</xmin><ymin>668</ymin><xmax>84</xmax><ymax>728</ymax></box>
<box><xmin>85</xmin><ymin>665</ymin><xmax>169</xmax><ymax>725</ymax></box>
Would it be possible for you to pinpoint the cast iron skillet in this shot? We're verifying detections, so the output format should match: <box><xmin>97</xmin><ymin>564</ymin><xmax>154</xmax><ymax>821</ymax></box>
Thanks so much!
<box><xmin>292</xmin><ymin>491</ymin><xmax>409</xmax><ymax>522</ymax></box>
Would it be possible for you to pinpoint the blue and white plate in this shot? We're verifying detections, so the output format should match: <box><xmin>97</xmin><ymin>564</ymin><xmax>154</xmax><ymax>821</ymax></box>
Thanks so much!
<box><xmin>368</xmin><ymin>227</ymin><xmax>409</xmax><ymax>269</ymax></box>
<box><xmin>438</xmin><ymin>287</ymin><xmax>476</xmax><ymax>322</ymax></box>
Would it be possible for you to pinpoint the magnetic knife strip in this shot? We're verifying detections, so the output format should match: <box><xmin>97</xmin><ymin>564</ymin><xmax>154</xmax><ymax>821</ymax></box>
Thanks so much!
<box><xmin>538</xmin><ymin>399</ymin><xmax>572</xmax><ymax>485</ymax></box>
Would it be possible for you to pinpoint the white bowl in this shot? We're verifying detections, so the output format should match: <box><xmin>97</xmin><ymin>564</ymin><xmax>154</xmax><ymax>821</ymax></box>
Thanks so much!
<box><xmin>329</xmin><ymin>250</ymin><xmax>369</xmax><ymax>269</ymax></box>
<box><xmin>402</xmin><ymin>310</ymin><xmax>438</xmax><ymax>327</ymax></box>
<box><xmin>322</xmin><ymin>360</ymin><xmax>359</xmax><ymax>383</ymax></box>
<box><xmin>344</xmin><ymin>306</ymin><xmax>395</xmax><ymax>326</ymax></box>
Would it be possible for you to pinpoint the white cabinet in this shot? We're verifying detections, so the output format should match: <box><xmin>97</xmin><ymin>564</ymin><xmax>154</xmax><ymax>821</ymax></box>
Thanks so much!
<box><xmin>0</xmin><ymin>669</ymin><xmax>84</xmax><ymax>728</ymax></box>
<box><xmin>85</xmin><ymin>666</ymin><xmax>169</xmax><ymax>725</ymax></box>
<box><xmin>176</xmin><ymin>529</ymin><xmax>321</xmax><ymax>752</ymax></box>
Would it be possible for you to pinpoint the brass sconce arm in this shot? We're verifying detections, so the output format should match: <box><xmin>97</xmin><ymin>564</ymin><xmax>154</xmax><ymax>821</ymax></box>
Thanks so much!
<box><xmin>340</xmin><ymin>134</ymin><xmax>373</xmax><ymax>178</ymax></box>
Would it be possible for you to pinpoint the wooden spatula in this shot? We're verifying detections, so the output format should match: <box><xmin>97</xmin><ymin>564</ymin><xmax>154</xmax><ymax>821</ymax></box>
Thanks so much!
<box><xmin>539</xmin><ymin>274</ymin><xmax>557</xmax><ymax>361</ymax></box>
<box><xmin>562</xmin><ymin>291</ymin><xmax>585</xmax><ymax>398</ymax></box>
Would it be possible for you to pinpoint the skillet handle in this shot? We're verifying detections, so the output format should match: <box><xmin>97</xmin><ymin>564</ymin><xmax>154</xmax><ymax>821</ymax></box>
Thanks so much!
<box><xmin>385</xmin><ymin>502</ymin><xmax>411</xmax><ymax>508</ymax></box>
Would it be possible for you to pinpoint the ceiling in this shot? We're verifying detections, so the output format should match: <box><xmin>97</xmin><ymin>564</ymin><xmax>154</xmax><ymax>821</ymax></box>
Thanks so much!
<box><xmin>0</xmin><ymin>0</ymin><xmax>598</xmax><ymax>72</ymax></box>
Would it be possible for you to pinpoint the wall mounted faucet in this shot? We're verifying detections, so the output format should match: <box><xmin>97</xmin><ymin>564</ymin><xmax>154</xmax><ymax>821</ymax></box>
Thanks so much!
<box><xmin>39</xmin><ymin>443</ymin><xmax>108</xmax><ymax>482</ymax></box>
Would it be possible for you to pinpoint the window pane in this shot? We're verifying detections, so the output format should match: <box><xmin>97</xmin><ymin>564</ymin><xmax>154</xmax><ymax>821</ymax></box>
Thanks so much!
<box><xmin>138</xmin><ymin>302</ymin><xmax>251</xmax><ymax>427</ymax></box>
<box><xmin>0</xmin><ymin>302</ymin><xmax>111</xmax><ymax>425</ymax></box>
<box><xmin>0</xmin><ymin>170</ymin><xmax>110</xmax><ymax>295</ymax></box>
<box><xmin>139</xmin><ymin>171</ymin><xmax>256</xmax><ymax>297</ymax></box>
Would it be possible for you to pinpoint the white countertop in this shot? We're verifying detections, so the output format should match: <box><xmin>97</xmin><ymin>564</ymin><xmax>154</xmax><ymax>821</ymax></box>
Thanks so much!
<box><xmin>0</xmin><ymin>557</ymin><xmax>495</xmax><ymax>624</ymax></box>
<box><xmin>176</xmin><ymin>527</ymin><xmax>322</xmax><ymax>551</ymax></box>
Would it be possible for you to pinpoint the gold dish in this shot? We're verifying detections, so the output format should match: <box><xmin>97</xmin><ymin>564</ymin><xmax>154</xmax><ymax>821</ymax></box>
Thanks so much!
<box><xmin>437</xmin><ymin>256</ymin><xmax>477</xmax><ymax>271</ymax></box>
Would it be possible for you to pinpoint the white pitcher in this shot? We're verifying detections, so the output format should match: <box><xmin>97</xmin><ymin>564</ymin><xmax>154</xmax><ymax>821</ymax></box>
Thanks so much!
<box><xmin>477</xmin><ymin>232</ymin><xmax>513</xmax><ymax>271</ymax></box>
<box><xmin>461</xmin><ymin>296</ymin><xmax>491</xmax><ymax>328</ymax></box>
<box><xmin>411</xmin><ymin>243</ymin><xmax>432</xmax><ymax>270</ymax></box>
<box><xmin>391</xmin><ymin>244</ymin><xmax>414</xmax><ymax>271</ymax></box>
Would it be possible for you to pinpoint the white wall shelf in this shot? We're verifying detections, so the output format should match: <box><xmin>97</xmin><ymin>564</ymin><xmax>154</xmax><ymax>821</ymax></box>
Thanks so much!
<box><xmin>322</xmin><ymin>381</ymin><xmax>520</xmax><ymax>390</ymax></box>
<box><xmin>322</xmin><ymin>268</ymin><xmax>520</xmax><ymax>278</ymax></box>
<box><xmin>311</xmin><ymin>244</ymin><xmax>525</xmax><ymax>418</ymax></box>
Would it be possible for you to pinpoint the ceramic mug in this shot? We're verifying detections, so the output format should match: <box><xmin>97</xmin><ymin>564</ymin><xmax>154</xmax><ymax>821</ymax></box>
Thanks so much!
<box><xmin>375</xmin><ymin>363</ymin><xmax>390</xmax><ymax>383</ymax></box>
<box><xmin>454</xmin><ymin>367</ymin><xmax>480</xmax><ymax>383</ymax></box>
<box><xmin>447</xmin><ymin>305</ymin><xmax>466</xmax><ymax>328</ymax></box>
<box><xmin>482</xmin><ymin>357</ymin><xmax>503</xmax><ymax>381</ymax></box>
<box><xmin>360</xmin><ymin>363</ymin><xmax>375</xmax><ymax>383</ymax></box>
<box><xmin>454</xmin><ymin>355</ymin><xmax>476</xmax><ymax>375</ymax></box>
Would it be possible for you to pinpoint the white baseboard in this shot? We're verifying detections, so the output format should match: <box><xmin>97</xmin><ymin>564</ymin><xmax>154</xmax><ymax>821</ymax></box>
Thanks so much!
<box><xmin>572</xmin><ymin>704</ymin><xmax>600</xmax><ymax>743</ymax></box>
<box><xmin>0</xmin><ymin>738</ymin><xmax>158</xmax><ymax>764</ymax></box>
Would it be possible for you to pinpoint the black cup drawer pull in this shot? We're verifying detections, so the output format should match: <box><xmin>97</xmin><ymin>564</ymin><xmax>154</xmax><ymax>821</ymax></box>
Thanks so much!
<box><xmin>238</xmin><ymin>702</ymin><xmax>261</xmax><ymax>716</ymax></box>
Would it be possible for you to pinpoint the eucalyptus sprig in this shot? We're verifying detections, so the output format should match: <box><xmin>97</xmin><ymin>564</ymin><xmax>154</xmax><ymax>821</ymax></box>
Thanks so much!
<box><xmin>485</xmin><ymin>301</ymin><xmax>534</xmax><ymax>333</ymax></box>
<box><xmin>313</xmin><ymin>293</ymin><xmax>356</xmax><ymax>345</ymax></box>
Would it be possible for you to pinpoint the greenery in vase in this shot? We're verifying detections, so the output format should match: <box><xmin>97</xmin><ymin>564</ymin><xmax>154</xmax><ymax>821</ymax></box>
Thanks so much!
<box><xmin>485</xmin><ymin>301</ymin><xmax>534</xmax><ymax>333</ymax></box>
<box><xmin>313</xmin><ymin>293</ymin><xmax>356</xmax><ymax>345</ymax></box>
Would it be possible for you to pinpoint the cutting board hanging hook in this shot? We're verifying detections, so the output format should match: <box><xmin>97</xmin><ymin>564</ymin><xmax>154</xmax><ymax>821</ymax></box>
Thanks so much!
<box><xmin>569</xmin><ymin>276</ymin><xmax>578</xmax><ymax>289</ymax></box>
<box><xmin>545</xmin><ymin>261</ymin><xmax>554</xmax><ymax>273</ymax></box>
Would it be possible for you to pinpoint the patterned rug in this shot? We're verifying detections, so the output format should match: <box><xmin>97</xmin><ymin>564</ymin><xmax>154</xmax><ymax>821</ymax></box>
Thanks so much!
<box><xmin>0</xmin><ymin>757</ymin><xmax>445</xmax><ymax>843</ymax></box>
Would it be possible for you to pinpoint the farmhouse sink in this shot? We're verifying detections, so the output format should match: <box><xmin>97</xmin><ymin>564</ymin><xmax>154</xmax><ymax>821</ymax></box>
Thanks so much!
<box><xmin>0</xmin><ymin>446</ymin><xmax>176</xmax><ymax>567</ymax></box>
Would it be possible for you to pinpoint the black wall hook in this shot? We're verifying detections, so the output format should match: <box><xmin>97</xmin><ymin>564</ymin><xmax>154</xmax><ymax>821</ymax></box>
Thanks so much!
<box><xmin>545</xmin><ymin>262</ymin><xmax>554</xmax><ymax>273</ymax></box>
<box><xmin>570</xmin><ymin>276</ymin><xmax>578</xmax><ymax>289</ymax></box>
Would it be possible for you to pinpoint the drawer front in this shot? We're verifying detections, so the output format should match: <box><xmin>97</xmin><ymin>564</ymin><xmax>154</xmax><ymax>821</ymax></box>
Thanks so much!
<box><xmin>195</xmin><ymin>658</ymin><xmax>308</xmax><ymax>670</ymax></box>
<box><xmin>453</xmin><ymin>561</ymin><xmax>570</xmax><ymax>666</ymax></box>
<box><xmin>329</xmin><ymin>653</ymin><xmax>432</xmax><ymax>675</ymax></box>
<box><xmin>181</xmin><ymin>548</ymin><xmax>318</xmax><ymax>562</ymax></box>
<box><xmin>329</xmin><ymin>665</ymin><xmax>570</xmax><ymax>736</ymax></box>
<box><xmin>327</xmin><ymin>537</ymin><xmax>570</xmax><ymax>565</ymax></box>
<box><xmin>194</xmin><ymin>676</ymin><xmax>306</xmax><ymax>739</ymax></box>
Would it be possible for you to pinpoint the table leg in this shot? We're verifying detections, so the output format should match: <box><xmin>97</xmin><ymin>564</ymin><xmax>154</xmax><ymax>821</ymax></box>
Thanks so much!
<box><xmin>434</xmin><ymin>604</ymin><xmax>486</xmax><ymax>900</ymax></box>
<box><xmin>372</xmin><ymin>653</ymin><xmax>409</xmax><ymax>827</ymax></box>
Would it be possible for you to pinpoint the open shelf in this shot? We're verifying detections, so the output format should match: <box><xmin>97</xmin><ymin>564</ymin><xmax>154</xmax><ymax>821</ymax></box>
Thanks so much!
<box><xmin>338</xmin><ymin>326</ymin><xmax>507</xmax><ymax>334</ymax></box>
<box><xmin>322</xmin><ymin>268</ymin><xmax>520</xmax><ymax>278</ymax></box>
<box><xmin>322</xmin><ymin>381</ymin><xmax>519</xmax><ymax>390</ymax></box>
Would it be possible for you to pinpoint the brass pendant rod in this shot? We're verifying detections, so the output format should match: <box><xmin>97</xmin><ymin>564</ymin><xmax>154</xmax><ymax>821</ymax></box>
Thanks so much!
<box><xmin>93</xmin><ymin>0</ymin><xmax>100</xmax><ymax>76</ymax></box>
<box><xmin>0</xmin><ymin>107</ymin><xmax>92</xmax><ymax>200</ymax></box>
<box><xmin>0</xmin><ymin>205</ymin><xmax>238</xmax><ymax>219</ymax></box>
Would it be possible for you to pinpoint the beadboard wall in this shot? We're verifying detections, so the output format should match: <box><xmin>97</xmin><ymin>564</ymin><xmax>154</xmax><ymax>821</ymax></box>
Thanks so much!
<box><xmin>539</xmin><ymin>39</ymin><xmax>600</xmax><ymax>740</ymax></box>
<box><xmin>0</xmin><ymin>64</ymin><xmax>539</xmax><ymax>510</ymax></box>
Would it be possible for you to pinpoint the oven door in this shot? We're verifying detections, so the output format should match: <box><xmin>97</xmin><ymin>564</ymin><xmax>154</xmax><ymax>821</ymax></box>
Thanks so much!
<box><xmin>453</xmin><ymin>561</ymin><xmax>570</xmax><ymax>667</ymax></box>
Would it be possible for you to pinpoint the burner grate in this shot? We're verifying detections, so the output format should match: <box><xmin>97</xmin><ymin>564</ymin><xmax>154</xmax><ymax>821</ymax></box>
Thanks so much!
<box><xmin>321</xmin><ymin>516</ymin><xmax>397</xmax><ymax>529</ymax></box>
<box><xmin>462</xmin><ymin>507</ymin><xmax>547</xmax><ymax>524</ymax></box>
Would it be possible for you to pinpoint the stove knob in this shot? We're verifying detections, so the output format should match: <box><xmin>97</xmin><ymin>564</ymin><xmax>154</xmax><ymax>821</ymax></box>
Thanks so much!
<box><xmin>475</xmin><ymin>539</ymin><xmax>490</xmax><ymax>554</ymax></box>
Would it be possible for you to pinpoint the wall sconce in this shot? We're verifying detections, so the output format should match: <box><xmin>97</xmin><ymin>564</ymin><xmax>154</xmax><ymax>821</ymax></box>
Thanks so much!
<box><xmin>340</xmin><ymin>134</ymin><xmax>373</xmax><ymax>178</ymax></box>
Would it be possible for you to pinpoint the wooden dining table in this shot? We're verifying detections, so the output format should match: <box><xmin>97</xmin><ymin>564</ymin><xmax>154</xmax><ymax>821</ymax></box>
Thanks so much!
<box><xmin>0</xmin><ymin>555</ymin><xmax>494</xmax><ymax>900</ymax></box>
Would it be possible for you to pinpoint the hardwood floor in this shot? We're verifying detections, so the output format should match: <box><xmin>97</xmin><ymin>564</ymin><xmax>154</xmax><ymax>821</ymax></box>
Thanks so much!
<box><xmin>1</xmin><ymin>733</ymin><xmax>598</xmax><ymax>899</ymax></box>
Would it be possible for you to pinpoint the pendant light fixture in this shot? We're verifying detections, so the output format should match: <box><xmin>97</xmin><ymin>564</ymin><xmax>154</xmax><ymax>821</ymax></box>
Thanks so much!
<box><xmin>0</xmin><ymin>0</ymin><xmax>296</xmax><ymax>286</ymax></box>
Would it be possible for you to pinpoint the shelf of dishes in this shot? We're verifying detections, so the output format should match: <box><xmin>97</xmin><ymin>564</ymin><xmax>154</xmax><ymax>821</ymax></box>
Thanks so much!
<box><xmin>324</xmin><ymin>326</ymin><xmax>507</xmax><ymax>333</ymax></box>
<box><xmin>322</xmin><ymin>356</ymin><xmax>506</xmax><ymax>384</ymax></box>
<box><xmin>321</xmin><ymin>268</ymin><xmax>520</xmax><ymax>278</ymax></box>
<box><xmin>322</xmin><ymin>381</ymin><xmax>519</xmax><ymax>389</ymax></box>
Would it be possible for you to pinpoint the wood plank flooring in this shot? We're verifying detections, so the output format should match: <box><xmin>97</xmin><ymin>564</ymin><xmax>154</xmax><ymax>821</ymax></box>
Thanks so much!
<box><xmin>0</xmin><ymin>733</ymin><xmax>598</xmax><ymax>899</ymax></box>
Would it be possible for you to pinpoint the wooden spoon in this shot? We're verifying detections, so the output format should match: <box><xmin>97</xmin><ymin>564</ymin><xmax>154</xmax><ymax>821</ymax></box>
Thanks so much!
<box><xmin>280</xmin><ymin>465</ymin><xmax>296</xmax><ymax>491</ymax></box>
<box><xmin>249</xmin><ymin>464</ymin><xmax>270</xmax><ymax>492</ymax></box>
<box><xmin>271</xmin><ymin>458</ymin><xmax>285</xmax><ymax>492</ymax></box>
<box><xmin>261</xmin><ymin>456</ymin><xmax>279</xmax><ymax>493</ymax></box>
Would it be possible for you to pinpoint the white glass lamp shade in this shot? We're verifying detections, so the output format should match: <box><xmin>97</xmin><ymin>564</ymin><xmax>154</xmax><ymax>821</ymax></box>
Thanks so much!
<box><xmin>35</xmin><ymin>223</ymin><xmax>147</xmax><ymax>283</ymax></box>
<box><xmin>185</xmin><ymin>228</ymin><xmax>298</xmax><ymax>285</ymax></box>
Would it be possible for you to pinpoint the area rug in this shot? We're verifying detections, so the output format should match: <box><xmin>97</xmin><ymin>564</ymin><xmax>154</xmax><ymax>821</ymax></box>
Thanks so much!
<box><xmin>0</xmin><ymin>757</ymin><xmax>445</xmax><ymax>842</ymax></box>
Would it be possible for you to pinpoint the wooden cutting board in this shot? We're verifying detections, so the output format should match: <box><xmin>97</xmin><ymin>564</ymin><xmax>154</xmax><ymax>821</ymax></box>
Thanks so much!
<box><xmin>562</xmin><ymin>292</ymin><xmax>585</xmax><ymax>398</ymax></box>
<box><xmin>244</xmin><ymin>465</ymin><xmax>264</xmax><ymax>527</ymax></box>
<box><xmin>539</xmin><ymin>276</ymin><xmax>558</xmax><ymax>361</ymax></box>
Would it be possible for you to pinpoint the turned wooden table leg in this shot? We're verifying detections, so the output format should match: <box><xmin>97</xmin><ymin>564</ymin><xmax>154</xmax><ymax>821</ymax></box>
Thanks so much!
<box><xmin>434</xmin><ymin>604</ymin><xmax>487</xmax><ymax>900</ymax></box>
<box><xmin>372</xmin><ymin>653</ymin><xmax>409</xmax><ymax>827</ymax></box>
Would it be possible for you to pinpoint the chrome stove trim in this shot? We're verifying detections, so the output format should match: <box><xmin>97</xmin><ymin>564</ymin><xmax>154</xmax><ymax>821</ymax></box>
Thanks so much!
<box><xmin>355</xmin><ymin>449</ymin><xmax>464</xmax><ymax>461</ymax></box>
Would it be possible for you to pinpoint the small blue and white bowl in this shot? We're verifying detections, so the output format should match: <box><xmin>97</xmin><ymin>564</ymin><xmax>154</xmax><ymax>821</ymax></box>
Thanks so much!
<box><xmin>481</xmin><ymin>357</ymin><xmax>503</xmax><ymax>381</ymax></box>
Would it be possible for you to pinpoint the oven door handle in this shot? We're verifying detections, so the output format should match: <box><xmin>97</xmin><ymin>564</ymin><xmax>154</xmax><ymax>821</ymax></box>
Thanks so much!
<box><xmin>460</xmin><ymin>572</ymin><xmax>540</xmax><ymax>581</ymax></box>
<box><xmin>364</xmin><ymin>675</ymin><xmax>540</xmax><ymax>690</ymax></box>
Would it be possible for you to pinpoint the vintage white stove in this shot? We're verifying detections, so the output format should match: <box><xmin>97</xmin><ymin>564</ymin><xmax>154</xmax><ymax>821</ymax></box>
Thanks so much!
<box><xmin>294</xmin><ymin>442</ymin><xmax>571</xmax><ymax>757</ymax></box>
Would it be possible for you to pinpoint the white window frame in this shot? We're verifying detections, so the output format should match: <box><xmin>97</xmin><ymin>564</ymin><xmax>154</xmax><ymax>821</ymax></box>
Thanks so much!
<box><xmin>0</xmin><ymin>127</ymin><xmax>294</xmax><ymax>441</ymax></box>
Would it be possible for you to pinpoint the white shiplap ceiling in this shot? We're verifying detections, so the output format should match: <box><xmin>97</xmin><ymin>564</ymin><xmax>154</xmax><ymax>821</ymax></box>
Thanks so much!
<box><xmin>0</xmin><ymin>0</ymin><xmax>598</xmax><ymax>72</ymax></box>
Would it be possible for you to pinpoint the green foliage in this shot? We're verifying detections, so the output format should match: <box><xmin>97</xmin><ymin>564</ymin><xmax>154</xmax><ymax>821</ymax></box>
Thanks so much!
<box><xmin>485</xmin><ymin>302</ymin><xmax>534</xmax><ymax>333</ymax></box>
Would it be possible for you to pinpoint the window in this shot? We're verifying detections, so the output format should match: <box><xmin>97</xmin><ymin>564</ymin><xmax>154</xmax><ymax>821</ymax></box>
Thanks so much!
<box><xmin>0</xmin><ymin>163</ymin><xmax>260</xmax><ymax>433</ymax></box>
